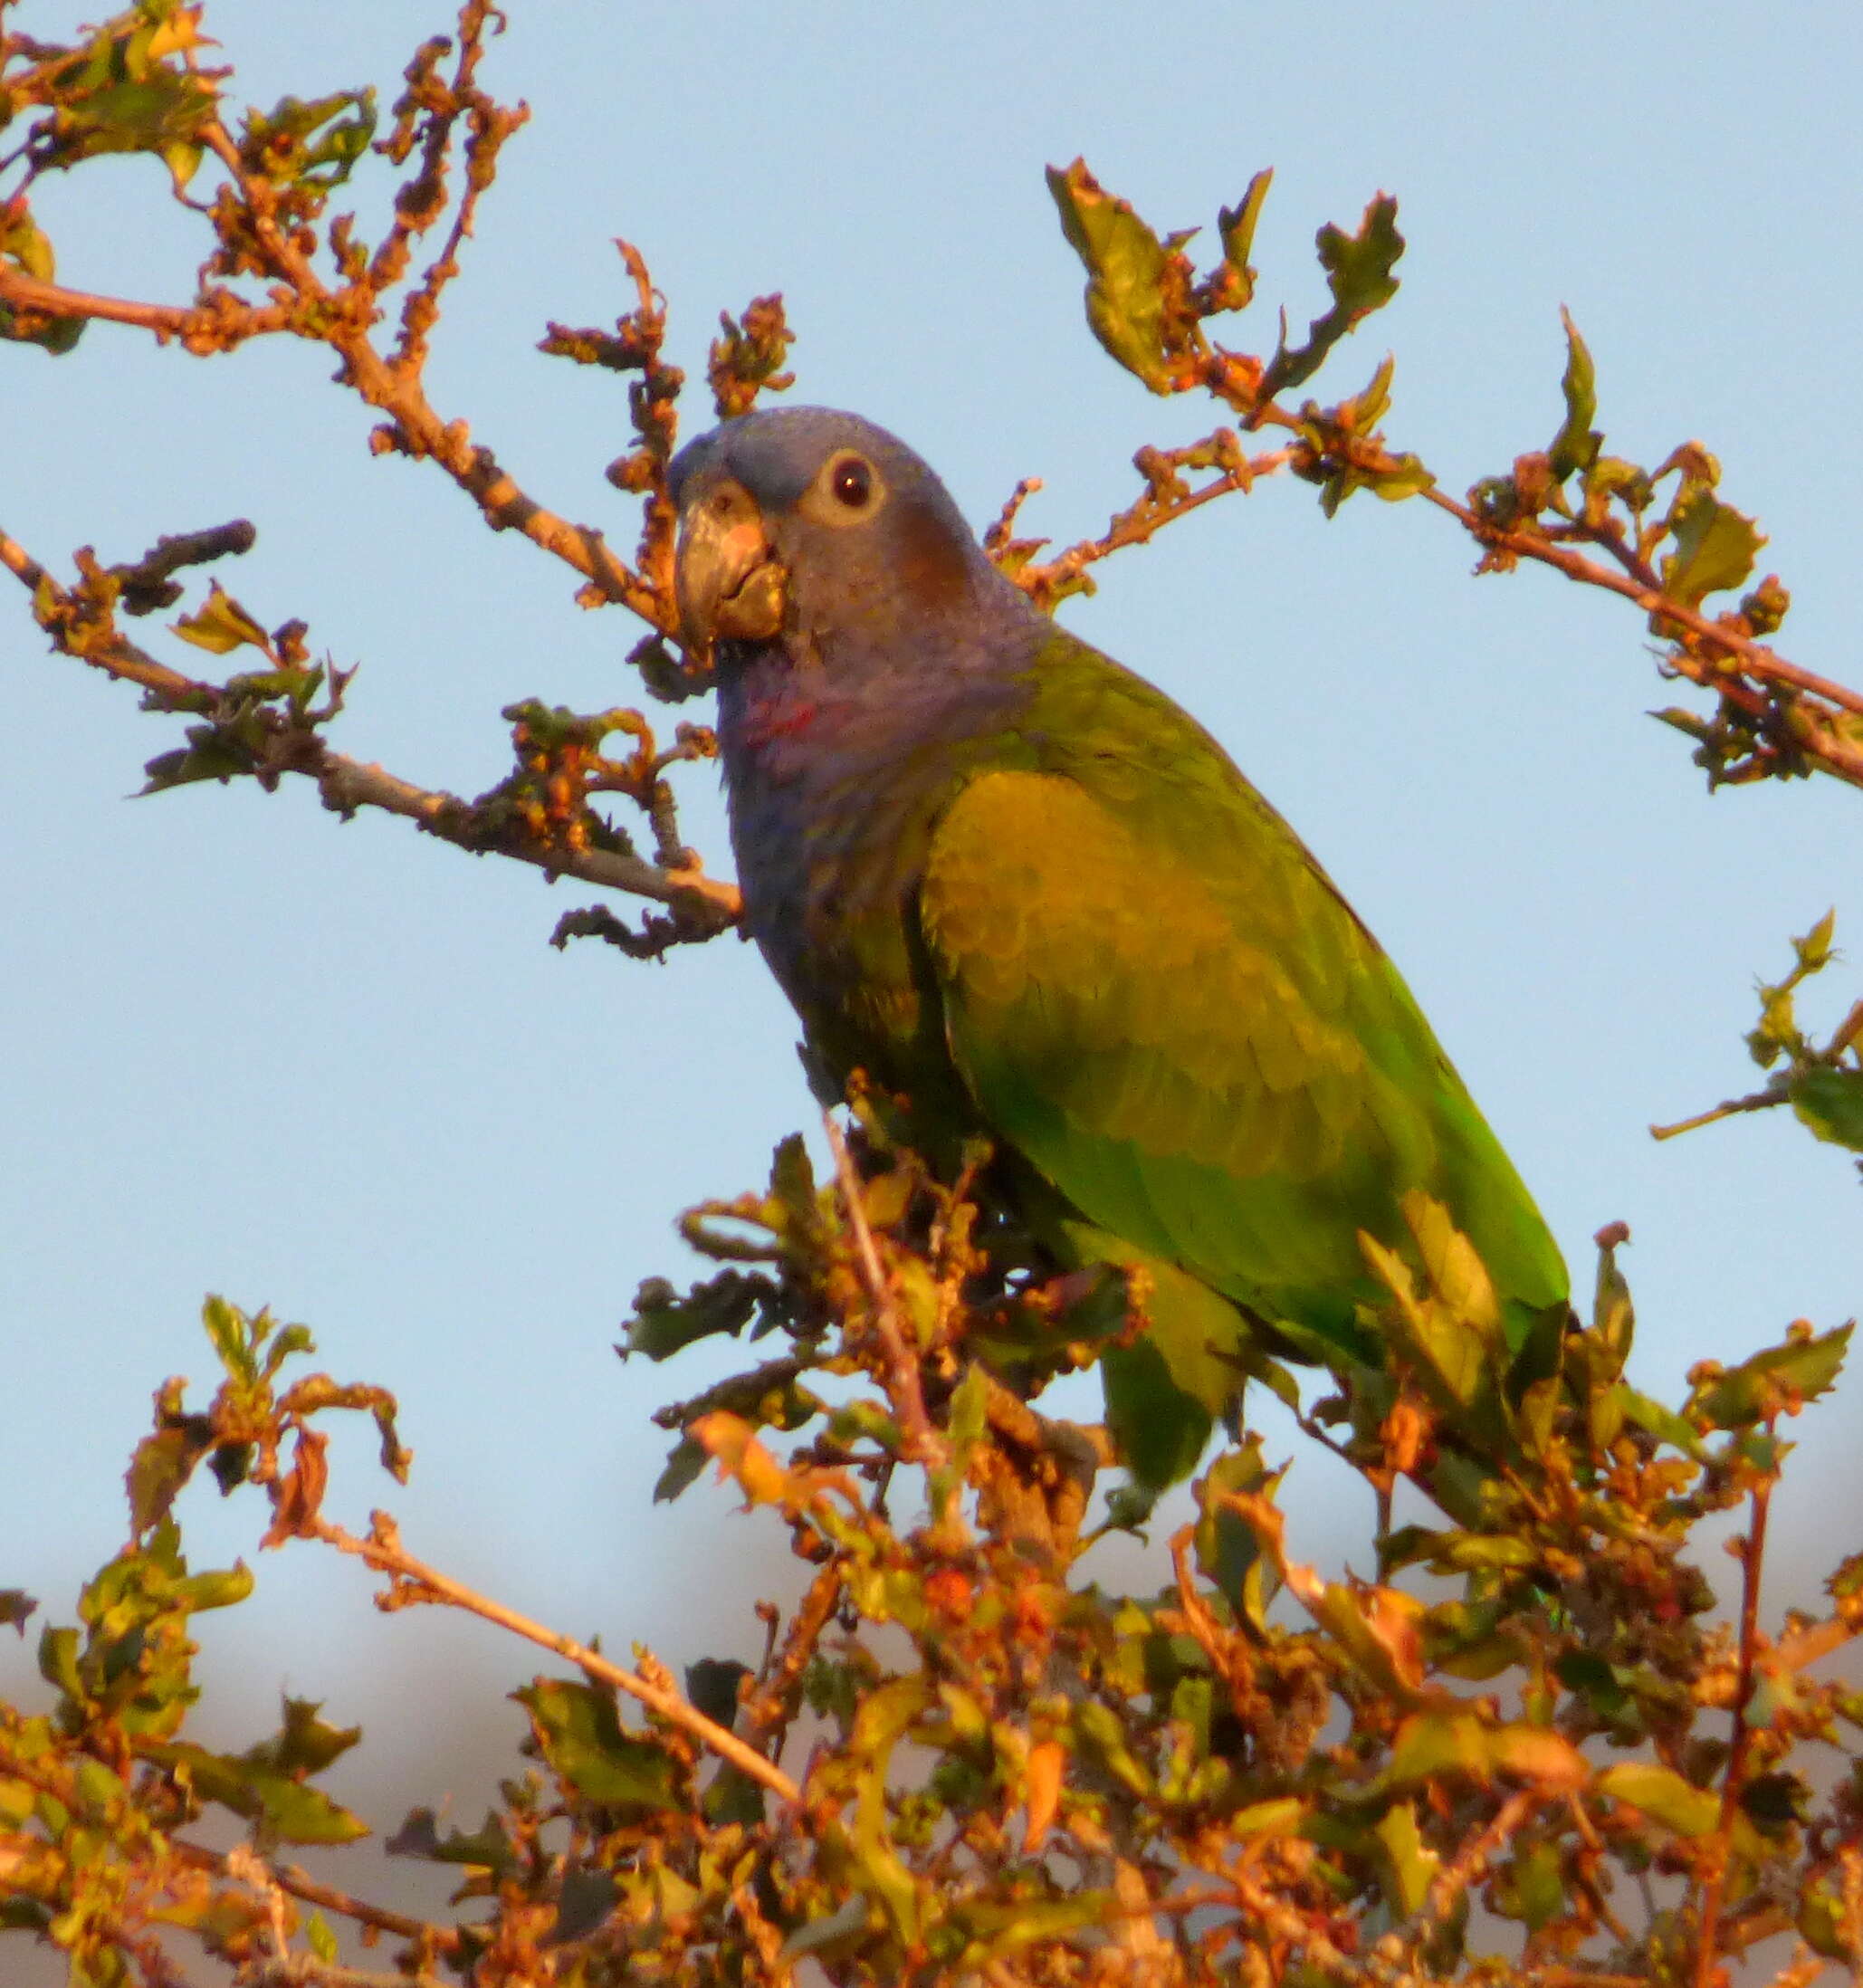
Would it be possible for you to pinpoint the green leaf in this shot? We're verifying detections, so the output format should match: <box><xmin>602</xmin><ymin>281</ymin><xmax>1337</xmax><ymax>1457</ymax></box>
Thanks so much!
<box><xmin>515</xmin><ymin>1679</ymin><xmax>679</xmax><ymax>1810</ymax></box>
<box><xmin>261</xmin><ymin>1322</ymin><xmax>317</xmax><ymax>1379</ymax></box>
<box><xmin>947</xmin><ymin>1362</ymin><xmax>989</xmax><ymax>1461</ymax></box>
<box><xmin>1695</xmin><ymin>1322</ymin><xmax>1851</xmax><ymax>1429</ymax></box>
<box><xmin>1499</xmin><ymin>1838</ymin><xmax>1566</xmax><ymax>1933</ymax></box>
<box><xmin>38</xmin><ymin>1624</ymin><xmax>83</xmax><ymax>1701</ymax></box>
<box><xmin>1047</xmin><ymin>158</ymin><xmax>1175</xmax><ymax>390</ymax></box>
<box><xmin>1102</xmin><ymin>1337</ymin><xmax>1213</xmax><ymax>1488</ymax></box>
<box><xmin>1382</xmin><ymin>1714</ymin><xmax>1583</xmax><ymax>1794</ymax></box>
<box><xmin>386</xmin><ymin>1805</ymin><xmax>515</xmax><ymax>1873</ymax></box>
<box><xmin>1193</xmin><ymin>1438</ymin><xmax>1285</xmax><ymax>1630</ymax></box>
<box><xmin>139</xmin><ymin>732</ymin><xmax>257</xmax><ymax>795</ymax></box>
<box><xmin>1555</xmin><ymin>1649</ymin><xmax>1629</xmax><ymax>1723</ymax></box>
<box><xmin>653</xmin><ymin>1434</ymin><xmax>709</xmax><ymax>1505</ymax></box>
<box><xmin>768</xmin><ymin>1131</ymin><xmax>820</xmax><ymax>1236</ymax></box>
<box><xmin>0</xmin><ymin>1590</ymin><xmax>35</xmax><ymax>1636</ymax></box>
<box><xmin>1830</xmin><ymin>1549</ymin><xmax>1863</xmax><ymax>1602</ymax></box>
<box><xmin>1795</xmin><ymin>907</ymin><xmax>1838</xmax><ymax>971</ymax></box>
<box><xmin>246</xmin><ymin>1697</ymin><xmax>361</xmax><ymax>1777</ymax></box>
<box><xmin>240</xmin><ymin>90</ymin><xmax>377</xmax><ymax>192</ymax></box>
<box><xmin>1073</xmin><ymin>1699</ymin><xmax>1152</xmax><ymax>1797</ymax></box>
<box><xmin>125</xmin><ymin>1421</ymin><xmax>210</xmax><ymax>1538</ymax></box>
<box><xmin>1591</xmin><ymin>1225</ymin><xmax>1636</xmax><ymax>1372</ymax></box>
<box><xmin>145</xmin><ymin>1741</ymin><xmax>368</xmax><ymax>1844</ymax></box>
<box><xmin>1616</xmin><ymin>1383</ymin><xmax>1705</xmax><ymax>1458</ymax></box>
<box><xmin>1230</xmin><ymin>1795</ymin><xmax>1306</xmax><ymax>1838</ymax></box>
<box><xmin>0</xmin><ymin>307</ymin><xmax>87</xmax><ymax>356</ymax></box>
<box><xmin>553</xmin><ymin>1867</ymin><xmax>621</xmax><ymax>1940</ymax></box>
<box><xmin>1217</xmin><ymin>169</ymin><xmax>1274</xmax><ymax>308</ymax></box>
<box><xmin>1596</xmin><ymin>1761</ymin><xmax>1719</xmax><ymax>1837</ymax></box>
<box><xmin>1360</xmin><ymin>1194</ymin><xmax>1502</xmax><ymax>1417</ymax></box>
<box><xmin>1262</xmin><ymin>193</ymin><xmax>1404</xmax><ymax>399</ymax></box>
<box><xmin>1383</xmin><ymin>1712</ymin><xmax>1491</xmax><ymax>1790</ymax></box>
<box><xmin>1433</xmin><ymin>1532</ymin><xmax>1537</xmax><ymax>1573</ymax></box>
<box><xmin>1303</xmin><ymin>1580</ymin><xmax>1425</xmax><ymax>1703</ymax></box>
<box><xmin>684</xmin><ymin>1658</ymin><xmax>750</xmax><ymax>1731</ymax></box>
<box><xmin>1740</xmin><ymin>1770</ymin><xmax>1810</xmax><ymax>1835</ymax></box>
<box><xmin>623</xmin><ymin>1269</ymin><xmax>769</xmax><ymax>1361</ymax></box>
<box><xmin>1490</xmin><ymin>1725</ymin><xmax>1589</xmax><ymax>1791</ymax></box>
<box><xmin>49</xmin><ymin>66</ymin><xmax>218</xmax><ymax>195</ymax></box>
<box><xmin>702</xmin><ymin>1760</ymin><xmax>767</xmax><ymax>1828</ymax></box>
<box><xmin>1660</xmin><ymin>486</ymin><xmax>1765</xmax><ymax>610</ymax></box>
<box><xmin>1789</xmin><ymin>1066</ymin><xmax>1863</xmax><ymax>1152</ymax></box>
<box><xmin>1801</xmin><ymin>1882</ymin><xmax>1849</xmax><ymax>1959</ymax></box>
<box><xmin>964</xmin><ymin>1893</ymin><xmax>1118</xmax><ymax>1959</ymax></box>
<box><xmin>0</xmin><ymin>212</ymin><xmax>58</xmax><ymax>283</ymax></box>
<box><xmin>1548</xmin><ymin>308</ymin><xmax>1600</xmax><ymax>481</ymax></box>
<box><xmin>1361</xmin><ymin>451</ymin><xmax>1434</xmax><ymax>506</ymax></box>
<box><xmin>173</xmin><ymin>583</ymin><xmax>271</xmax><ymax>657</ymax></box>
<box><xmin>0</xmin><ymin>210</ymin><xmax>87</xmax><ymax>354</ymax></box>
<box><xmin>72</xmin><ymin>1756</ymin><xmax>128</xmax><ymax>1821</ymax></box>
<box><xmin>848</xmin><ymin>1677</ymin><xmax>928</xmax><ymax>1939</ymax></box>
<box><xmin>1374</xmin><ymin>1800</ymin><xmax>1440</xmax><ymax>1919</ymax></box>
<box><xmin>199</xmin><ymin>1295</ymin><xmax>258</xmax><ymax>1383</ymax></box>
<box><xmin>779</xmin><ymin>1894</ymin><xmax>872</xmax><ymax>1962</ymax></box>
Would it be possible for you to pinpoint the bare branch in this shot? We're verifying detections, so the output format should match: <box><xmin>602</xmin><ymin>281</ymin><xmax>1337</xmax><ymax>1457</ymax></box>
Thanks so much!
<box><xmin>311</xmin><ymin>1509</ymin><xmax>803</xmax><ymax>1805</ymax></box>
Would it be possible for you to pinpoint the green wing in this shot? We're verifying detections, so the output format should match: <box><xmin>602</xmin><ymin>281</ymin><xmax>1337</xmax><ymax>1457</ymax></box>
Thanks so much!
<box><xmin>918</xmin><ymin>645</ymin><xmax>1567</xmax><ymax>1410</ymax></box>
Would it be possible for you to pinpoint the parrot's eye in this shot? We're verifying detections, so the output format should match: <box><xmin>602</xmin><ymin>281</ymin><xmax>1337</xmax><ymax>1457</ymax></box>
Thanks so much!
<box><xmin>800</xmin><ymin>448</ymin><xmax>887</xmax><ymax>527</ymax></box>
<box><xmin>830</xmin><ymin>454</ymin><xmax>874</xmax><ymax>509</ymax></box>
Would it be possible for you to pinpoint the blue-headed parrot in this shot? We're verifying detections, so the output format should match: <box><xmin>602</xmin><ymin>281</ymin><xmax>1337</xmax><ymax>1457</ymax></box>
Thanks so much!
<box><xmin>668</xmin><ymin>406</ymin><xmax>1567</xmax><ymax>1484</ymax></box>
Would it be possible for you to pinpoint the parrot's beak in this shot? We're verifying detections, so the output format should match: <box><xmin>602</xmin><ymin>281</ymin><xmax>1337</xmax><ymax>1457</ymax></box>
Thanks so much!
<box><xmin>674</xmin><ymin>476</ymin><xmax>788</xmax><ymax>655</ymax></box>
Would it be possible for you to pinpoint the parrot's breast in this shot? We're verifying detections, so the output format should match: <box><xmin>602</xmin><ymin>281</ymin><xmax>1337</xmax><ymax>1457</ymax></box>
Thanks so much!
<box><xmin>715</xmin><ymin>640</ymin><xmax>1037</xmax><ymax>1105</ymax></box>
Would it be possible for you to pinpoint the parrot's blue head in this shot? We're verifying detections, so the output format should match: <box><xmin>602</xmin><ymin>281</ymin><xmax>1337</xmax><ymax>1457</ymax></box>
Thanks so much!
<box><xmin>668</xmin><ymin>407</ymin><xmax>1021</xmax><ymax>678</ymax></box>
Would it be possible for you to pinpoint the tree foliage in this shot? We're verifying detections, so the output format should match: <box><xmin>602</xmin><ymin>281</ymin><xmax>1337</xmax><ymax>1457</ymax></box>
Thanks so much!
<box><xmin>4</xmin><ymin>5</ymin><xmax>1863</xmax><ymax>1985</ymax></box>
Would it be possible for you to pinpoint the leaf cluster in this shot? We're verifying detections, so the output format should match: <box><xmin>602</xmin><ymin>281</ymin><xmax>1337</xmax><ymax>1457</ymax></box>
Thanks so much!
<box><xmin>7</xmin><ymin>1127</ymin><xmax>1863</xmax><ymax>1985</ymax></box>
<box><xmin>1652</xmin><ymin>913</ymin><xmax>1863</xmax><ymax>1171</ymax></box>
<box><xmin>1033</xmin><ymin>159</ymin><xmax>1863</xmax><ymax>794</ymax></box>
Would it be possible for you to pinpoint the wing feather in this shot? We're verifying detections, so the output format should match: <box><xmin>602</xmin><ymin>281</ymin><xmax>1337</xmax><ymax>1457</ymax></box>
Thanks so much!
<box><xmin>920</xmin><ymin>760</ymin><xmax>1563</xmax><ymax>1345</ymax></box>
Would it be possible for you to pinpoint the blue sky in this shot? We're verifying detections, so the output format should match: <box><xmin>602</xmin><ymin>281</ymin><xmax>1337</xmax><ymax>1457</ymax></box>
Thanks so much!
<box><xmin>3</xmin><ymin>0</ymin><xmax>1859</xmax><ymax>1907</ymax></box>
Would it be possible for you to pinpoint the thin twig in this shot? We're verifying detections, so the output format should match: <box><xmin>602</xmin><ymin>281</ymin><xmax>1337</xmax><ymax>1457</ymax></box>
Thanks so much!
<box><xmin>313</xmin><ymin>748</ymin><xmax>738</xmax><ymax>918</ymax></box>
<box><xmin>823</xmin><ymin>1112</ymin><xmax>948</xmax><ymax>1469</ymax></box>
<box><xmin>167</xmin><ymin>1837</ymin><xmax>458</xmax><ymax>1955</ymax></box>
<box><xmin>207</xmin><ymin>114</ymin><xmax>664</xmax><ymax>623</ymax></box>
<box><xmin>1772</xmin><ymin>1613</ymin><xmax>1862</xmax><ymax>1676</ymax></box>
<box><xmin>741</xmin><ymin>1558</ymin><xmax>845</xmax><ymax>1751</ymax></box>
<box><xmin>1529</xmin><ymin>1975</ymin><xmax>1658</xmax><ymax>1988</ymax></box>
<box><xmin>1015</xmin><ymin>449</ymin><xmax>1294</xmax><ymax>604</ymax></box>
<box><xmin>1421</xmin><ymin>1787</ymin><xmax>1536</xmax><ymax>1937</ymax></box>
<box><xmin>1650</xmin><ymin>1084</ymin><xmax>1788</xmax><ymax>1142</ymax></box>
<box><xmin>1696</xmin><ymin>1467</ymin><xmax>1774</xmax><ymax>1988</ymax></box>
<box><xmin>0</xmin><ymin>265</ymin><xmax>212</xmax><ymax>338</ymax></box>
<box><xmin>310</xmin><ymin>1510</ymin><xmax>801</xmax><ymax>1804</ymax></box>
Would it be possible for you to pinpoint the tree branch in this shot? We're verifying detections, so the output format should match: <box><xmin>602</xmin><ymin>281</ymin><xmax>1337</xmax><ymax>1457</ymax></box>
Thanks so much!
<box><xmin>167</xmin><ymin>1836</ymin><xmax>459</xmax><ymax>1960</ymax></box>
<box><xmin>1696</xmin><ymin>1469</ymin><xmax>1774</xmax><ymax>1988</ymax></box>
<box><xmin>0</xmin><ymin>519</ymin><xmax>740</xmax><ymax>924</ymax></box>
<box><xmin>0</xmin><ymin>186</ymin><xmax>660</xmax><ymax>625</ymax></box>
<box><xmin>310</xmin><ymin>1509</ymin><xmax>802</xmax><ymax>1805</ymax></box>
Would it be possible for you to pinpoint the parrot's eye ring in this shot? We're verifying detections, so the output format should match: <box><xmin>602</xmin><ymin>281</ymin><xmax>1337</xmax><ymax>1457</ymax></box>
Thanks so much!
<box><xmin>800</xmin><ymin>449</ymin><xmax>886</xmax><ymax>527</ymax></box>
<box><xmin>830</xmin><ymin>454</ymin><xmax>874</xmax><ymax>509</ymax></box>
